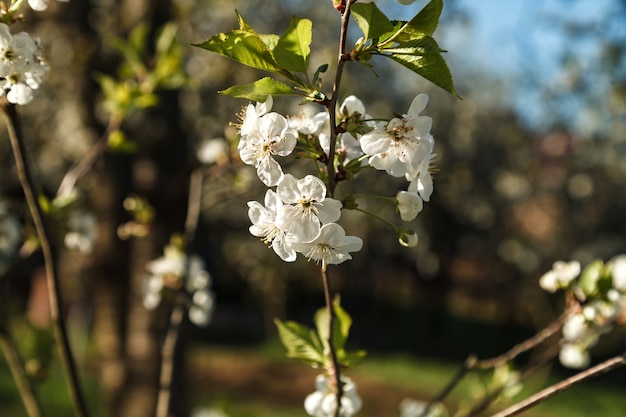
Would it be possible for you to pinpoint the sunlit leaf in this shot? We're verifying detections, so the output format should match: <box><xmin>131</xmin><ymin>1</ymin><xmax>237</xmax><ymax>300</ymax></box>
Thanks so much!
<box><xmin>274</xmin><ymin>16</ymin><xmax>312</xmax><ymax>73</ymax></box>
<box><xmin>194</xmin><ymin>30</ymin><xmax>283</xmax><ymax>74</ymax></box>
<box><xmin>387</xmin><ymin>38</ymin><xmax>458</xmax><ymax>96</ymax></box>
<box><xmin>275</xmin><ymin>319</ymin><xmax>326</xmax><ymax>367</ymax></box>
<box><xmin>351</xmin><ymin>2</ymin><xmax>394</xmax><ymax>40</ymax></box>
<box><xmin>314</xmin><ymin>298</ymin><xmax>352</xmax><ymax>354</ymax></box>
<box><xmin>406</xmin><ymin>0</ymin><xmax>443</xmax><ymax>37</ymax></box>
<box><xmin>220</xmin><ymin>77</ymin><xmax>295</xmax><ymax>101</ymax></box>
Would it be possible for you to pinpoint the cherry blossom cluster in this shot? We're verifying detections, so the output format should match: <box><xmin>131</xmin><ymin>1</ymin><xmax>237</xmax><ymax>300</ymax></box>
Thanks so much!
<box><xmin>0</xmin><ymin>23</ymin><xmax>48</xmax><ymax>105</ymax></box>
<box><xmin>539</xmin><ymin>255</ymin><xmax>626</xmax><ymax>368</ymax></box>
<box><xmin>143</xmin><ymin>242</ymin><xmax>215</xmax><ymax>326</ymax></box>
<box><xmin>242</xmin><ymin>93</ymin><xmax>436</xmax><ymax>263</ymax></box>
<box><xmin>304</xmin><ymin>374</ymin><xmax>362</xmax><ymax>417</ymax></box>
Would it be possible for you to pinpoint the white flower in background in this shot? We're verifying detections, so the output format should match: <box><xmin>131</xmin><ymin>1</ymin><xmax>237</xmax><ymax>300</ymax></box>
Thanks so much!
<box><xmin>609</xmin><ymin>254</ymin><xmax>626</xmax><ymax>291</ymax></box>
<box><xmin>539</xmin><ymin>260</ymin><xmax>581</xmax><ymax>293</ymax></box>
<box><xmin>238</xmin><ymin>111</ymin><xmax>297</xmax><ymax>186</ymax></box>
<box><xmin>399</xmin><ymin>398</ymin><xmax>447</xmax><ymax>417</ymax></box>
<box><xmin>290</xmin><ymin>108</ymin><xmax>329</xmax><ymax>138</ymax></box>
<box><xmin>396</xmin><ymin>191</ymin><xmax>423</xmax><ymax>221</ymax></box>
<box><xmin>197</xmin><ymin>138</ymin><xmax>229</xmax><ymax>165</ymax></box>
<box><xmin>143</xmin><ymin>243</ymin><xmax>215</xmax><ymax>326</ymax></box>
<box><xmin>360</xmin><ymin>94</ymin><xmax>433</xmax><ymax>179</ymax></box>
<box><xmin>64</xmin><ymin>212</ymin><xmax>96</xmax><ymax>253</ymax></box>
<box><xmin>276</xmin><ymin>174</ymin><xmax>342</xmax><ymax>243</ymax></box>
<box><xmin>304</xmin><ymin>374</ymin><xmax>362</xmax><ymax>417</ymax></box>
<box><xmin>0</xmin><ymin>24</ymin><xmax>48</xmax><ymax>105</ymax></box>
<box><xmin>559</xmin><ymin>343</ymin><xmax>590</xmax><ymax>369</ymax></box>
<box><xmin>292</xmin><ymin>223</ymin><xmax>363</xmax><ymax>265</ymax></box>
<box><xmin>339</xmin><ymin>95</ymin><xmax>366</xmax><ymax>119</ymax></box>
<box><xmin>28</xmin><ymin>0</ymin><xmax>69</xmax><ymax>11</ymax></box>
<box><xmin>247</xmin><ymin>189</ymin><xmax>297</xmax><ymax>262</ymax></box>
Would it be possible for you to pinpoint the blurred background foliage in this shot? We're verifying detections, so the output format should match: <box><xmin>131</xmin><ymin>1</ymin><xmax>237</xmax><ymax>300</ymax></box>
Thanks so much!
<box><xmin>1</xmin><ymin>0</ymin><xmax>625</xmax><ymax>416</ymax></box>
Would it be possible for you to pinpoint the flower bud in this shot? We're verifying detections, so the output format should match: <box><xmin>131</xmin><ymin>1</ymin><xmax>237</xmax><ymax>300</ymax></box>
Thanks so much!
<box><xmin>398</xmin><ymin>229</ymin><xmax>418</xmax><ymax>248</ymax></box>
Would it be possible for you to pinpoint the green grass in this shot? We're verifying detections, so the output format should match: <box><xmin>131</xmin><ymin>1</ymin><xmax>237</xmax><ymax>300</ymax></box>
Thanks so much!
<box><xmin>2</xmin><ymin>341</ymin><xmax>626</xmax><ymax>417</ymax></box>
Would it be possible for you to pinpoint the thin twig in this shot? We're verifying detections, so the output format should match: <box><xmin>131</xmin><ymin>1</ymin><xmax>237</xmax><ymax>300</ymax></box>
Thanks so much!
<box><xmin>321</xmin><ymin>263</ymin><xmax>343</xmax><ymax>417</ymax></box>
<box><xmin>56</xmin><ymin>117</ymin><xmax>120</xmax><ymax>198</ymax></box>
<box><xmin>416</xmin><ymin>355</ymin><xmax>477</xmax><ymax>417</ymax></box>
<box><xmin>475</xmin><ymin>310</ymin><xmax>570</xmax><ymax>369</ymax></box>
<box><xmin>0</xmin><ymin>325</ymin><xmax>44</xmax><ymax>417</ymax></box>
<box><xmin>325</xmin><ymin>1</ymin><xmax>352</xmax><ymax>197</ymax></box>
<box><xmin>418</xmin><ymin>310</ymin><xmax>569</xmax><ymax>417</ymax></box>
<box><xmin>490</xmin><ymin>353</ymin><xmax>626</xmax><ymax>417</ymax></box>
<box><xmin>2</xmin><ymin>98</ymin><xmax>89</xmax><ymax>417</ymax></box>
<box><xmin>155</xmin><ymin>169</ymin><xmax>204</xmax><ymax>417</ymax></box>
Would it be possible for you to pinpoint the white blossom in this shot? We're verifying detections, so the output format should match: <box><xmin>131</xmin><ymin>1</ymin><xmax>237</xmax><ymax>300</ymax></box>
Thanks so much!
<box><xmin>28</xmin><ymin>0</ymin><xmax>69</xmax><ymax>11</ymax></box>
<box><xmin>304</xmin><ymin>374</ymin><xmax>362</xmax><ymax>417</ymax></box>
<box><xmin>276</xmin><ymin>174</ymin><xmax>342</xmax><ymax>243</ymax></box>
<box><xmin>559</xmin><ymin>343</ymin><xmax>590</xmax><ymax>369</ymax></box>
<box><xmin>609</xmin><ymin>255</ymin><xmax>626</xmax><ymax>291</ymax></box>
<box><xmin>539</xmin><ymin>260</ymin><xmax>581</xmax><ymax>293</ymax></box>
<box><xmin>197</xmin><ymin>138</ymin><xmax>229</xmax><ymax>165</ymax></box>
<box><xmin>360</xmin><ymin>94</ymin><xmax>433</xmax><ymax>179</ymax></box>
<box><xmin>143</xmin><ymin>244</ymin><xmax>215</xmax><ymax>326</ymax></box>
<box><xmin>64</xmin><ymin>212</ymin><xmax>96</xmax><ymax>253</ymax></box>
<box><xmin>0</xmin><ymin>24</ymin><xmax>48</xmax><ymax>105</ymax></box>
<box><xmin>292</xmin><ymin>223</ymin><xmax>363</xmax><ymax>265</ymax></box>
<box><xmin>396</xmin><ymin>191</ymin><xmax>423</xmax><ymax>221</ymax></box>
<box><xmin>399</xmin><ymin>399</ymin><xmax>447</xmax><ymax>417</ymax></box>
<box><xmin>247</xmin><ymin>189</ymin><xmax>297</xmax><ymax>262</ymax></box>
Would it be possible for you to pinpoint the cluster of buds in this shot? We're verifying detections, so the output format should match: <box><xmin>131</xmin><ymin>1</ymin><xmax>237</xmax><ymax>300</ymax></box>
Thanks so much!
<box><xmin>143</xmin><ymin>241</ymin><xmax>215</xmax><ymax>326</ymax></box>
<box><xmin>539</xmin><ymin>255</ymin><xmax>626</xmax><ymax>368</ymax></box>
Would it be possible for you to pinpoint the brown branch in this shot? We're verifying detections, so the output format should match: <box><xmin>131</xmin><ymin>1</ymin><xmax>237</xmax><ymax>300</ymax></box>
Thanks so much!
<box><xmin>155</xmin><ymin>169</ymin><xmax>204</xmax><ymax>417</ymax></box>
<box><xmin>475</xmin><ymin>310</ymin><xmax>570</xmax><ymax>369</ymax></box>
<box><xmin>0</xmin><ymin>325</ymin><xmax>44</xmax><ymax>417</ymax></box>
<box><xmin>490</xmin><ymin>353</ymin><xmax>626</xmax><ymax>417</ymax></box>
<box><xmin>321</xmin><ymin>263</ymin><xmax>343</xmax><ymax>417</ymax></box>
<box><xmin>1</xmin><ymin>97</ymin><xmax>89</xmax><ymax>417</ymax></box>
<box><xmin>325</xmin><ymin>2</ymin><xmax>352</xmax><ymax>197</ymax></box>
<box><xmin>418</xmin><ymin>310</ymin><xmax>569</xmax><ymax>417</ymax></box>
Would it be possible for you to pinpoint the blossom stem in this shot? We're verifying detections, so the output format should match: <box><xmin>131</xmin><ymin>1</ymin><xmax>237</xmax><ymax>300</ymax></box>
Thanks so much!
<box><xmin>354</xmin><ymin>207</ymin><xmax>399</xmax><ymax>232</ymax></box>
<box><xmin>350</xmin><ymin>194</ymin><xmax>396</xmax><ymax>203</ymax></box>
<box><xmin>1</xmin><ymin>98</ymin><xmax>90</xmax><ymax>417</ymax></box>
<box><xmin>326</xmin><ymin>1</ymin><xmax>352</xmax><ymax>197</ymax></box>
<box><xmin>156</xmin><ymin>169</ymin><xmax>204</xmax><ymax>417</ymax></box>
<box><xmin>320</xmin><ymin>263</ymin><xmax>343</xmax><ymax>417</ymax></box>
<box><xmin>491</xmin><ymin>352</ymin><xmax>626</xmax><ymax>417</ymax></box>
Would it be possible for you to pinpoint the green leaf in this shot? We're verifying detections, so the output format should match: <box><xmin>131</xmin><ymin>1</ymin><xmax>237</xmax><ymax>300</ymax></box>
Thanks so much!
<box><xmin>274</xmin><ymin>16</ymin><xmax>312</xmax><ymax>73</ymax></box>
<box><xmin>383</xmin><ymin>0</ymin><xmax>444</xmax><ymax>45</ymax></box>
<box><xmin>314</xmin><ymin>298</ymin><xmax>352</xmax><ymax>354</ymax></box>
<box><xmin>387</xmin><ymin>37</ymin><xmax>458</xmax><ymax>96</ymax></box>
<box><xmin>236</xmin><ymin>10</ymin><xmax>255</xmax><ymax>33</ymax></box>
<box><xmin>260</xmin><ymin>34</ymin><xmax>280</xmax><ymax>51</ymax></box>
<box><xmin>407</xmin><ymin>0</ymin><xmax>443</xmax><ymax>37</ymax></box>
<box><xmin>351</xmin><ymin>2</ymin><xmax>394</xmax><ymax>40</ymax></box>
<box><xmin>220</xmin><ymin>77</ymin><xmax>295</xmax><ymax>101</ymax></box>
<box><xmin>194</xmin><ymin>30</ymin><xmax>283</xmax><ymax>74</ymax></box>
<box><xmin>274</xmin><ymin>319</ymin><xmax>326</xmax><ymax>367</ymax></box>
